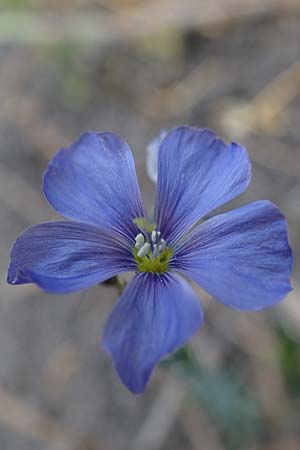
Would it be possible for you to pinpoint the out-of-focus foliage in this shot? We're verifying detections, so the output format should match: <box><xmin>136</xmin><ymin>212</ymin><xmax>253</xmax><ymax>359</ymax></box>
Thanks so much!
<box><xmin>277</xmin><ymin>325</ymin><xmax>300</xmax><ymax>397</ymax></box>
<box><xmin>0</xmin><ymin>0</ymin><xmax>32</xmax><ymax>10</ymax></box>
<box><xmin>164</xmin><ymin>348</ymin><xmax>262</xmax><ymax>450</ymax></box>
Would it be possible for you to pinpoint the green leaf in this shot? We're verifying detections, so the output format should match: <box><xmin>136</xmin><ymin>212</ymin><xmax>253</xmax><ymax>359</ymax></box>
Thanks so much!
<box><xmin>276</xmin><ymin>323</ymin><xmax>300</xmax><ymax>396</ymax></box>
<box><xmin>163</xmin><ymin>348</ymin><xmax>262</xmax><ymax>450</ymax></box>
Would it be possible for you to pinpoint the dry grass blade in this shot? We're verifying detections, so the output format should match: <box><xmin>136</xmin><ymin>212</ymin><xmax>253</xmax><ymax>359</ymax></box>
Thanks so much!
<box><xmin>133</xmin><ymin>378</ymin><xmax>186</xmax><ymax>450</ymax></box>
<box><xmin>220</xmin><ymin>60</ymin><xmax>300</xmax><ymax>138</ymax></box>
<box><xmin>142</xmin><ymin>60</ymin><xmax>223</xmax><ymax>118</ymax></box>
<box><xmin>0</xmin><ymin>387</ymin><xmax>95</xmax><ymax>450</ymax></box>
<box><xmin>181</xmin><ymin>402</ymin><xmax>223</xmax><ymax>450</ymax></box>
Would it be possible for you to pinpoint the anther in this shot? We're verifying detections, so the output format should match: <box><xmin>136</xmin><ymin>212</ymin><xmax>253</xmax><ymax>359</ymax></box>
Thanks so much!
<box><xmin>151</xmin><ymin>230</ymin><xmax>160</xmax><ymax>243</ymax></box>
<box><xmin>135</xmin><ymin>233</ymin><xmax>145</xmax><ymax>249</ymax></box>
<box><xmin>158</xmin><ymin>239</ymin><xmax>166</xmax><ymax>252</ymax></box>
<box><xmin>137</xmin><ymin>242</ymin><xmax>151</xmax><ymax>258</ymax></box>
<box><xmin>152</xmin><ymin>244</ymin><xmax>159</xmax><ymax>258</ymax></box>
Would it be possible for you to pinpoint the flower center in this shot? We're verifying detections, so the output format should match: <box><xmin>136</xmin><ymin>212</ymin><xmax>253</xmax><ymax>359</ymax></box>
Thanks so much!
<box><xmin>133</xmin><ymin>229</ymin><xmax>172</xmax><ymax>273</ymax></box>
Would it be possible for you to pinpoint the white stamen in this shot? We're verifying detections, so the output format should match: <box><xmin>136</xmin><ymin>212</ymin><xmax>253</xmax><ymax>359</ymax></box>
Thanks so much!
<box><xmin>152</xmin><ymin>244</ymin><xmax>159</xmax><ymax>258</ymax></box>
<box><xmin>151</xmin><ymin>230</ymin><xmax>156</xmax><ymax>243</ymax></box>
<box><xmin>137</xmin><ymin>242</ymin><xmax>151</xmax><ymax>258</ymax></box>
<box><xmin>135</xmin><ymin>233</ymin><xmax>145</xmax><ymax>249</ymax></box>
<box><xmin>158</xmin><ymin>239</ymin><xmax>166</xmax><ymax>252</ymax></box>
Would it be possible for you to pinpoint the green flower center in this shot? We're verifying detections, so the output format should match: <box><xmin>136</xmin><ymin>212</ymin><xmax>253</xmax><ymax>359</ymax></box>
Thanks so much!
<box><xmin>133</xmin><ymin>229</ymin><xmax>172</xmax><ymax>274</ymax></box>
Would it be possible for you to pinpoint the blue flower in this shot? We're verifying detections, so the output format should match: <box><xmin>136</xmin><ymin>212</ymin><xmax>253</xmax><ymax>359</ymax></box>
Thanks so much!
<box><xmin>7</xmin><ymin>126</ymin><xmax>292</xmax><ymax>394</ymax></box>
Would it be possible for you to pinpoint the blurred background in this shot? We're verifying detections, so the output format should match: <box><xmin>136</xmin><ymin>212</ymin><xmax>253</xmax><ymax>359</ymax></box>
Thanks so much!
<box><xmin>0</xmin><ymin>0</ymin><xmax>300</xmax><ymax>449</ymax></box>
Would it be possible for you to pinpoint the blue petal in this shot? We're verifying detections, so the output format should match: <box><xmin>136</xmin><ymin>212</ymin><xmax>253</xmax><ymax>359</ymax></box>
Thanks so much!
<box><xmin>102</xmin><ymin>272</ymin><xmax>203</xmax><ymax>394</ymax></box>
<box><xmin>146</xmin><ymin>130</ymin><xmax>167</xmax><ymax>183</ymax></box>
<box><xmin>173</xmin><ymin>201</ymin><xmax>292</xmax><ymax>311</ymax></box>
<box><xmin>7</xmin><ymin>221</ymin><xmax>136</xmax><ymax>293</ymax></box>
<box><xmin>43</xmin><ymin>132</ymin><xmax>145</xmax><ymax>238</ymax></box>
<box><xmin>155</xmin><ymin>126</ymin><xmax>251</xmax><ymax>245</ymax></box>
